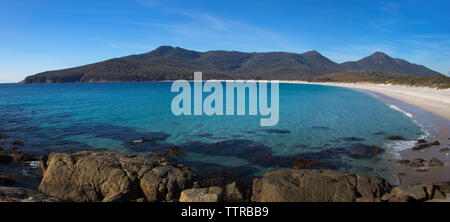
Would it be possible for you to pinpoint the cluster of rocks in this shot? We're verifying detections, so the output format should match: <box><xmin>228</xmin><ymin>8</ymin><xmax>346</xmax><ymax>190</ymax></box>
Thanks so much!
<box><xmin>0</xmin><ymin>186</ymin><xmax>59</xmax><ymax>202</ymax></box>
<box><xmin>38</xmin><ymin>151</ymin><xmax>195</xmax><ymax>202</ymax></box>
<box><xmin>398</xmin><ymin>157</ymin><xmax>444</xmax><ymax>168</ymax></box>
<box><xmin>0</xmin><ymin>148</ymin><xmax>39</xmax><ymax>164</ymax></box>
<box><xmin>1</xmin><ymin>149</ymin><xmax>449</xmax><ymax>202</ymax></box>
<box><xmin>411</xmin><ymin>139</ymin><xmax>441</xmax><ymax>151</ymax></box>
<box><xmin>293</xmin><ymin>158</ymin><xmax>323</xmax><ymax>169</ymax></box>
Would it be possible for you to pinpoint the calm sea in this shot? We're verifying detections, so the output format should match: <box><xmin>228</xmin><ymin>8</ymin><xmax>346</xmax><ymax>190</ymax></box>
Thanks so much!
<box><xmin>0</xmin><ymin>82</ymin><xmax>426</xmax><ymax>183</ymax></box>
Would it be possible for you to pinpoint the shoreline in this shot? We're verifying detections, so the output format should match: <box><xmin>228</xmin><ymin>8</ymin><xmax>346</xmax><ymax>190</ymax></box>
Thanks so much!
<box><xmin>2</xmin><ymin>81</ymin><xmax>450</xmax><ymax>189</ymax></box>
<box><xmin>282</xmin><ymin>81</ymin><xmax>450</xmax><ymax>185</ymax></box>
<box><xmin>279</xmin><ymin>81</ymin><xmax>450</xmax><ymax>121</ymax></box>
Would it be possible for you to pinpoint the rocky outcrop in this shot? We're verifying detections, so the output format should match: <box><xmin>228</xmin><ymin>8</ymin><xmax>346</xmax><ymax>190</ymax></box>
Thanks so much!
<box><xmin>0</xmin><ymin>186</ymin><xmax>59</xmax><ymax>202</ymax></box>
<box><xmin>251</xmin><ymin>169</ymin><xmax>391</xmax><ymax>202</ymax></box>
<box><xmin>0</xmin><ymin>150</ymin><xmax>38</xmax><ymax>164</ymax></box>
<box><xmin>389</xmin><ymin>185</ymin><xmax>428</xmax><ymax>201</ymax></box>
<box><xmin>429</xmin><ymin>158</ymin><xmax>444</xmax><ymax>166</ymax></box>
<box><xmin>179</xmin><ymin>187</ymin><xmax>223</xmax><ymax>202</ymax></box>
<box><xmin>387</xmin><ymin>136</ymin><xmax>406</xmax><ymax>140</ymax></box>
<box><xmin>382</xmin><ymin>183</ymin><xmax>447</xmax><ymax>202</ymax></box>
<box><xmin>38</xmin><ymin>151</ymin><xmax>195</xmax><ymax>202</ymax></box>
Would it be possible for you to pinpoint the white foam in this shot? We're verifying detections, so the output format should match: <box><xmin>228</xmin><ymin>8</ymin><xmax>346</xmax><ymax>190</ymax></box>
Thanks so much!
<box><xmin>384</xmin><ymin>140</ymin><xmax>417</xmax><ymax>159</ymax></box>
<box><xmin>28</xmin><ymin>161</ymin><xmax>40</xmax><ymax>168</ymax></box>
<box><xmin>389</xmin><ymin>104</ymin><xmax>413</xmax><ymax>118</ymax></box>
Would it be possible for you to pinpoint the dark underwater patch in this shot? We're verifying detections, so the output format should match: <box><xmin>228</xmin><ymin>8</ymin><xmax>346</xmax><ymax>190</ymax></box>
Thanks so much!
<box><xmin>261</xmin><ymin>129</ymin><xmax>291</xmax><ymax>134</ymax></box>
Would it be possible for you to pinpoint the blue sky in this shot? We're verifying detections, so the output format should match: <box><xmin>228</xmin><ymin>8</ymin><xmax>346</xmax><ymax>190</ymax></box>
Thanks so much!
<box><xmin>0</xmin><ymin>0</ymin><xmax>449</xmax><ymax>82</ymax></box>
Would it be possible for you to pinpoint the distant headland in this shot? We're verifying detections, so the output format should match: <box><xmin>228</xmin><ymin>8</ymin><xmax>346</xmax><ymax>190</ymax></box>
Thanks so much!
<box><xmin>21</xmin><ymin>46</ymin><xmax>446</xmax><ymax>85</ymax></box>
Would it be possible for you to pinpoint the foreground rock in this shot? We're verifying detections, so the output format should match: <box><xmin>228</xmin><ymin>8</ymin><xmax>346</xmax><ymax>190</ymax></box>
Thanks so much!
<box><xmin>389</xmin><ymin>185</ymin><xmax>428</xmax><ymax>201</ymax></box>
<box><xmin>39</xmin><ymin>151</ymin><xmax>195</xmax><ymax>202</ymax></box>
<box><xmin>383</xmin><ymin>183</ymin><xmax>447</xmax><ymax>202</ymax></box>
<box><xmin>0</xmin><ymin>186</ymin><xmax>59</xmax><ymax>202</ymax></box>
<box><xmin>429</xmin><ymin>158</ymin><xmax>444</xmax><ymax>166</ymax></box>
<box><xmin>251</xmin><ymin>169</ymin><xmax>391</xmax><ymax>202</ymax></box>
<box><xmin>179</xmin><ymin>187</ymin><xmax>223</xmax><ymax>202</ymax></box>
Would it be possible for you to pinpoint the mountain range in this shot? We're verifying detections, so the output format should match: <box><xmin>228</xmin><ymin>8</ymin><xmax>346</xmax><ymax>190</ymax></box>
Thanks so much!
<box><xmin>21</xmin><ymin>46</ymin><xmax>443</xmax><ymax>83</ymax></box>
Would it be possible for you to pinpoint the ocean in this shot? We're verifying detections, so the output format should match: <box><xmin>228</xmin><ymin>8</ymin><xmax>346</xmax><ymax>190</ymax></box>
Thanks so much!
<box><xmin>0</xmin><ymin>82</ymin><xmax>426</xmax><ymax>183</ymax></box>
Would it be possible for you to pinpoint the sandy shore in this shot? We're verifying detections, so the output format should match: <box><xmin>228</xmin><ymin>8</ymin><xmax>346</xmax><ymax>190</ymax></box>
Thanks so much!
<box><xmin>281</xmin><ymin>81</ymin><xmax>450</xmax><ymax>185</ymax></box>
<box><xmin>280</xmin><ymin>81</ymin><xmax>450</xmax><ymax>121</ymax></box>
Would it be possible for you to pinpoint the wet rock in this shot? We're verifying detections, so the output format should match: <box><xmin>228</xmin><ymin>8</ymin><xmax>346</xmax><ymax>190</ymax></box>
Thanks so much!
<box><xmin>409</xmin><ymin>158</ymin><xmax>425</xmax><ymax>167</ymax></box>
<box><xmin>165</xmin><ymin>146</ymin><xmax>183</xmax><ymax>157</ymax></box>
<box><xmin>398</xmin><ymin>159</ymin><xmax>410</xmax><ymax>165</ymax></box>
<box><xmin>417</xmin><ymin>139</ymin><xmax>427</xmax><ymax>144</ymax></box>
<box><xmin>293</xmin><ymin>158</ymin><xmax>323</xmax><ymax>169</ymax></box>
<box><xmin>429</xmin><ymin>158</ymin><xmax>444</xmax><ymax>167</ymax></box>
<box><xmin>387</xmin><ymin>136</ymin><xmax>406</xmax><ymax>140</ymax></box>
<box><xmin>39</xmin><ymin>151</ymin><xmax>195</xmax><ymax>202</ymax></box>
<box><xmin>412</xmin><ymin>143</ymin><xmax>431</xmax><ymax>151</ymax></box>
<box><xmin>12</xmin><ymin>140</ymin><xmax>25</xmax><ymax>146</ymax></box>
<box><xmin>390</xmin><ymin>184</ymin><xmax>427</xmax><ymax>201</ymax></box>
<box><xmin>439</xmin><ymin>148</ymin><xmax>449</xmax><ymax>152</ymax></box>
<box><xmin>179</xmin><ymin>186</ymin><xmax>222</xmax><ymax>202</ymax></box>
<box><xmin>0</xmin><ymin>186</ymin><xmax>59</xmax><ymax>202</ymax></box>
<box><xmin>430</xmin><ymin>140</ymin><xmax>440</xmax><ymax>146</ymax></box>
<box><xmin>251</xmin><ymin>169</ymin><xmax>391</xmax><ymax>202</ymax></box>
<box><xmin>348</xmin><ymin>145</ymin><xmax>384</xmax><ymax>159</ymax></box>
<box><xmin>0</xmin><ymin>150</ymin><xmax>38</xmax><ymax>164</ymax></box>
<box><xmin>11</xmin><ymin>152</ymin><xmax>38</xmax><ymax>162</ymax></box>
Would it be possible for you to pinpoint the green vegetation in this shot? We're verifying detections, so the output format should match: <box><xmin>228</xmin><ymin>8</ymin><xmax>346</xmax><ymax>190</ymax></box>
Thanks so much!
<box><xmin>22</xmin><ymin>46</ymin><xmax>443</xmax><ymax>84</ymax></box>
<box><xmin>311</xmin><ymin>71</ymin><xmax>450</xmax><ymax>89</ymax></box>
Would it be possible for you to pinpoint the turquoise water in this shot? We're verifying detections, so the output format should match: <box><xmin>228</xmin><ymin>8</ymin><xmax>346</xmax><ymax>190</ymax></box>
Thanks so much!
<box><xmin>0</xmin><ymin>82</ymin><xmax>425</xmax><ymax>182</ymax></box>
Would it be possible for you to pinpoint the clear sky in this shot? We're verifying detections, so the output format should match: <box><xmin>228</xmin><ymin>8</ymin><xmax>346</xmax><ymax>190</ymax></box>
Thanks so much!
<box><xmin>0</xmin><ymin>0</ymin><xmax>449</xmax><ymax>82</ymax></box>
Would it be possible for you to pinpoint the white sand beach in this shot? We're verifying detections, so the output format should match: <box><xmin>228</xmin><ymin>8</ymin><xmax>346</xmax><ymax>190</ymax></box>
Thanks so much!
<box><xmin>281</xmin><ymin>81</ymin><xmax>450</xmax><ymax>121</ymax></box>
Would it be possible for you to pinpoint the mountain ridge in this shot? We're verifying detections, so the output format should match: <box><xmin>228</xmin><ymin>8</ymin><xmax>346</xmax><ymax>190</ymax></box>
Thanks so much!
<box><xmin>21</xmin><ymin>46</ymin><xmax>443</xmax><ymax>83</ymax></box>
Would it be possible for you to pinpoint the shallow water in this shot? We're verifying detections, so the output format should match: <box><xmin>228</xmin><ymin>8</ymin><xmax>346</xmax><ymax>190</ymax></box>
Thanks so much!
<box><xmin>0</xmin><ymin>82</ymin><xmax>426</xmax><ymax>183</ymax></box>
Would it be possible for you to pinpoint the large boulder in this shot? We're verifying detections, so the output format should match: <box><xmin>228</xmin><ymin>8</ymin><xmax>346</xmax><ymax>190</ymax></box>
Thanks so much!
<box><xmin>251</xmin><ymin>169</ymin><xmax>391</xmax><ymax>202</ymax></box>
<box><xmin>39</xmin><ymin>151</ymin><xmax>194</xmax><ymax>202</ymax></box>
<box><xmin>389</xmin><ymin>184</ymin><xmax>427</xmax><ymax>201</ymax></box>
<box><xmin>428</xmin><ymin>158</ymin><xmax>444</xmax><ymax>167</ymax></box>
